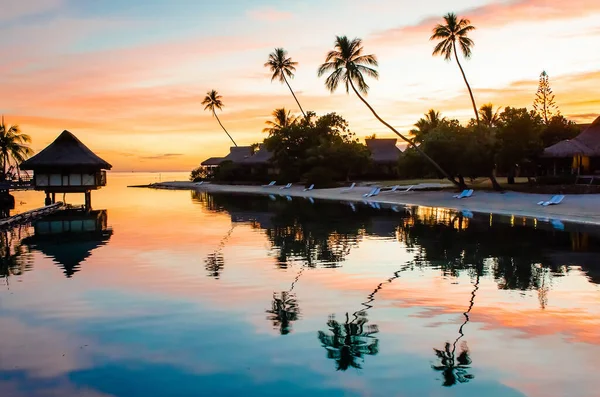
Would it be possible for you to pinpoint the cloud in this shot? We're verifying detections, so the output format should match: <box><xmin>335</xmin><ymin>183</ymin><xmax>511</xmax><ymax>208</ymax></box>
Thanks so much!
<box><xmin>247</xmin><ymin>8</ymin><xmax>293</xmax><ymax>22</ymax></box>
<box><xmin>0</xmin><ymin>0</ymin><xmax>64</xmax><ymax>22</ymax></box>
<box><xmin>371</xmin><ymin>0</ymin><xmax>600</xmax><ymax>47</ymax></box>
<box><xmin>140</xmin><ymin>153</ymin><xmax>183</xmax><ymax>160</ymax></box>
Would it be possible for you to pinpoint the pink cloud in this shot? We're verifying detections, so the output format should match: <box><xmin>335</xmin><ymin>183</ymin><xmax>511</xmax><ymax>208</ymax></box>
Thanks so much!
<box><xmin>247</xmin><ymin>7</ymin><xmax>293</xmax><ymax>22</ymax></box>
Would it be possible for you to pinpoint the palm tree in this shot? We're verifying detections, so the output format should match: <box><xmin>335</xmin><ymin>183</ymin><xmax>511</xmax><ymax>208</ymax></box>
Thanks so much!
<box><xmin>431</xmin><ymin>13</ymin><xmax>479</xmax><ymax>123</ymax></box>
<box><xmin>478</xmin><ymin>103</ymin><xmax>501</xmax><ymax>128</ymax></box>
<box><xmin>317</xmin><ymin>36</ymin><xmax>461</xmax><ymax>188</ymax></box>
<box><xmin>263</xmin><ymin>107</ymin><xmax>298</xmax><ymax>134</ymax></box>
<box><xmin>265</xmin><ymin>48</ymin><xmax>307</xmax><ymax>120</ymax></box>
<box><xmin>0</xmin><ymin>116</ymin><xmax>33</xmax><ymax>182</ymax></box>
<box><xmin>266</xmin><ymin>291</ymin><xmax>301</xmax><ymax>335</ymax></box>
<box><xmin>201</xmin><ymin>90</ymin><xmax>237</xmax><ymax>147</ymax></box>
<box><xmin>411</xmin><ymin>109</ymin><xmax>446</xmax><ymax>142</ymax></box>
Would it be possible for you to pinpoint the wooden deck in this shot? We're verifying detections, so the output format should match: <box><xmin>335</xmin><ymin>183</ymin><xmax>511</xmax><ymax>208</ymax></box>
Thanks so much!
<box><xmin>0</xmin><ymin>202</ymin><xmax>65</xmax><ymax>230</ymax></box>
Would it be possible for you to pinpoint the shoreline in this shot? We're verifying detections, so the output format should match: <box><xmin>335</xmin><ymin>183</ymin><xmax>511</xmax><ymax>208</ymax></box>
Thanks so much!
<box><xmin>136</xmin><ymin>181</ymin><xmax>600</xmax><ymax>226</ymax></box>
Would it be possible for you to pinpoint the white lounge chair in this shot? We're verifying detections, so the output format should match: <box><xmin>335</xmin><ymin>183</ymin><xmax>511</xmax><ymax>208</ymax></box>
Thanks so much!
<box><xmin>280</xmin><ymin>183</ymin><xmax>292</xmax><ymax>190</ymax></box>
<box><xmin>262</xmin><ymin>181</ymin><xmax>276</xmax><ymax>187</ymax></box>
<box><xmin>304</xmin><ymin>184</ymin><xmax>314</xmax><ymax>192</ymax></box>
<box><xmin>539</xmin><ymin>195</ymin><xmax>565</xmax><ymax>206</ymax></box>
<box><xmin>363</xmin><ymin>187</ymin><xmax>381</xmax><ymax>198</ymax></box>
<box><xmin>194</xmin><ymin>181</ymin><xmax>204</xmax><ymax>186</ymax></box>
<box><xmin>341</xmin><ymin>183</ymin><xmax>356</xmax><ymax>193</ymax></box>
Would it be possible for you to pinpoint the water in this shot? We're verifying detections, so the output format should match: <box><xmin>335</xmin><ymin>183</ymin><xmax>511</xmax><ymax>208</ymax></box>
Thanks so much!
<box><xmin>1</xmin><ymin>173</ymin><xmax>599</xmax><ymax>397</ymax></box>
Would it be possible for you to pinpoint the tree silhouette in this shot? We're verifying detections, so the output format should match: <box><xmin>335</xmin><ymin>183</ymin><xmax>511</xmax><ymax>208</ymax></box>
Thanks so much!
<box><xmin>533</xmin><ymin>71</ymin><xmax>558</xmax><ymax>124</ymax></box>
<box><xmin>0</xmin><ymin>116</ymin><xmax>33</xmax><ymax>181</ymax></box>
<box><xmin>318</xmin><ymin>35</ymin><xmax>461</xmax><ymax>188</ymax></box>
<box><xmin>265</xmin><ymin>48</ymin><xmax>307</xmax><ymax>119</ymax></box>
<box><xmin>202</xmin><ymin>90</ymin><xmax>237</xmax><ymax>147</ymax></box>
<box><xmin>263</xmin><ymin>107</ymin><xmax>298</xmax><ymax>135</ymax></box>
<box><xmin>431</xmin><ymin>13</ymin><xmax>478</xmax><ymax>124</ymax></box>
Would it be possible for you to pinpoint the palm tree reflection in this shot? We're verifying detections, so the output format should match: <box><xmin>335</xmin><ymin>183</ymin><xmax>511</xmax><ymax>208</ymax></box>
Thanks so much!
<box><xmin>266</xmin><ymin>266</ymin><xmax>304</xmax><ymax>335</ymax></box>
<box><xmin>0</xmin><ymin>227</ymin><xmax>32</xmax><ymax>288</ymax></box>
<box><xmin>204</xmin><ymin>224</ymin><xmax>235</xmax><ymax>279</ymax></box>
<box><xmin>432</xmin><ymin>274</ymin><xmax>479</xmax><ymax>386</ymax></box>
<box><xmin>318</xmin><ymin>311</ymin><xmax>379</xmax><ymax>371</ymax></box>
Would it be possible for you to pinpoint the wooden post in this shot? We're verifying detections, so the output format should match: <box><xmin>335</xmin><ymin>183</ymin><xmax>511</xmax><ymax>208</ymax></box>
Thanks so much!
<box><xmin>45</xmin><ymin>192</ymin><xmax>51</xmax><ymax>206</ymax></box>
<box><xmin>51</xmin><ymin>193</ymin><xmax>56</xmax><ymax>204</ymax></box>
<box><xmin>85</xmin><ymin>191</ymin><xmax>91</xmax><ymax>211</ymax></box>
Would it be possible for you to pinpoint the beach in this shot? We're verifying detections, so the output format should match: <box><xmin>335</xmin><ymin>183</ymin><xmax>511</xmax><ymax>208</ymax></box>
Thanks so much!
<box><xmin>143</xmin><ymin>181</ymin><xmax>600</xmax><ymax>226</ymax></box>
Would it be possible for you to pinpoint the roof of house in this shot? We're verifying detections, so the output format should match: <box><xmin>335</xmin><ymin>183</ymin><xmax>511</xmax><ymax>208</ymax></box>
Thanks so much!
<box><xmin>201</xmin><ymin>157</ymin><xmax>225</xmax><ymax>166</ymax></box>
<box><xmin>20</xmin><ymin>130</ymin><xmax>112</xmax><ymax>170</ymax></box>
<box><xmin>222</xmin><ymin>146</ymin><xmax>253</xmax><ymax>163</ymax></box>
<box><xmin>543</xmin><ymin>116</ymin><xmax>600</xmax><ymax>158</ymax></box>
<box><xmin>365</xmin><ymin>138</ymin><xmax>402</xmax><ymax>163</ymax></box>
<box><xmin>242</xmin><ymin>146</ymin><xmax>272</xmax><ymax>165</ymax></box>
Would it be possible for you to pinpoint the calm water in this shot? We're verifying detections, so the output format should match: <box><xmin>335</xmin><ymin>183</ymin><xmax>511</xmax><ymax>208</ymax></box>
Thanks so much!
<box><xmin>1</xmin><ymin>173</ymin><xmax>599</xmax><ymax>397</ymax></box>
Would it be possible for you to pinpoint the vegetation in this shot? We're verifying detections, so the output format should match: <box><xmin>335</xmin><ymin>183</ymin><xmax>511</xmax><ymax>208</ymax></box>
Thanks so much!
<box><xmin>317</xmin><ymin>36</ymin><xmax>460</xmax><ymax>188</ymax></box>
<box><xmin>265</xmin><ymin>48</ymin><xmax>307</xmax><ymax>119</ymax></box>
<box><xmin>431</xmin><ymin>13</ymin><xmax>479</xmax><ymax>123</ymax></box>
<box><xmin>202</xmin><ymin>90</ymin><xmax>237</xmax><ymax>147</ymax></box>
<box><xmin>262</xmin><ymin>108</ymin><xmax>297</xmax><ymax>134</ymax></box>
<box><xmin>0</xmin><ymin>117</ymin><xmax>33</xmax><ymax>182</ymax></box>
<box><xmin>533</xmin><ymin>71</ymin><xmax>558</xmax><ymax>124</ymax></box>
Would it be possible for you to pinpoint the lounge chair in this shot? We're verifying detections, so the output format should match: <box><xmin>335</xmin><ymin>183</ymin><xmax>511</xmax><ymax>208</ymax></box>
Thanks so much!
<box><xmin>539</xmin><ymin>195</ymin><xmax>565</xmax><ymax>206</ymax></box>
<box><xmin>341</xmin><ymin>183</ymin><xmax>356</xmax><ymax>193</ymax></box>
<box><xmin>262</xmin><ymin>181</ymin><xmax>276</xmax><ymax>187</ymax></box>
<box><xmin>304</xmin><ymin>184</ymin><xmax>314</xmax><ymax>192</ymax></box>
<box><xmin>280</xmin><ymin>183</ymin><xmax>292</xmax><ymax>190</ymax></box>
<box><xmin>194</xmin><ymin>181</ymin><xmax>204</xmax><ymax>186</ymax></box>
<box><xmin>551</xmin><ymin>219</ymin><xmax>565</xmax><ymax>230</ymax></box>
<box><xmin>453</xmin><ymin>189</ymin><xmax>473</xmax><ymax>199</ymax></box>
<box><xmin>363</xmin><ymin>187</ymin><xmax>381</xmax><ymax>198</ymax></box>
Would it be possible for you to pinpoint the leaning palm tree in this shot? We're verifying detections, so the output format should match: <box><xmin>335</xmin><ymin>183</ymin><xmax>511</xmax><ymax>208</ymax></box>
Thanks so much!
<box><xmin>0</xmin><ymin>117</ymin><xmax>33</xmax><ymax>181</ymax></box>
<box><xmin>263</xmin><ymin>108</ymin><xmax>298</xmax><ymax>134</ymax></box>
<box><xmin>265</xmin><ymin>48</ymin><xmax>307</xmax><ymax>119</ymax></box>
<box><xmin>317</xmin><ymin>36</ymin><xmax>460</xmax><ymax>187</ymax></box>
<box><xmin>431</xmin><ymin>13</ymin><xmax>479</xmax><ymax>123</ymax></box>
<box><xmin>201</xmin><ymin>90</ymin><xmax>237</xmax><ymax>147</ymax></box>
<box><xmin>478</xmin><ymin>103</ymin><xmax>501</xmax><ymax>128</ymax></box>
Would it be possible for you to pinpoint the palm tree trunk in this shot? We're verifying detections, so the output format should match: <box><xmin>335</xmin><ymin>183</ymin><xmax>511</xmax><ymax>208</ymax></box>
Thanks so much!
<box><xmin>453</xmin><ymin>41</ymin><xmax>479</xmax><ymax>124</ymax></box>
<box><xmin>213</xmin><ymin>109</ymin><xmax>237</xmax><ymax>147</ymax></box>
<box><xmin>348</xmin><ymin>79</ymin><xmax>463</xmax><ymax>188</ymax></box>
<box><xmin>283</xmin><ymin>75</ymin><xmax>307</xmax><ymax>120</ymax></box>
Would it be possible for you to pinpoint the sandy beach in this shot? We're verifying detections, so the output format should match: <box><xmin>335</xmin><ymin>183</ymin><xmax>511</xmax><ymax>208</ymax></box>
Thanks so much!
<box><xmin>142</xmin><ymin>181</ymin><xmax>600</xmax><ymax>226</ymax></box>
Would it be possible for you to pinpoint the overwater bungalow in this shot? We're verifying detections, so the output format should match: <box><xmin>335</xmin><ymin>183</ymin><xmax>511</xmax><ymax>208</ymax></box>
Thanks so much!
<box><xmin>20</xmin><ymin>130</ymin><xmax>112</xmax><ymax>207</ymax></box>
<box><xmin>542</xmin><ymin>116</ymin><xmax>600</xmax><ymax>177</ymax></box>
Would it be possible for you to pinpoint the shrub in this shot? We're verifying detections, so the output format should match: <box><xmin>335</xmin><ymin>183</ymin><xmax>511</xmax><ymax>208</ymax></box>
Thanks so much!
<box><xmin>536</xmin><ymin>175</ymin><xmax>577</xmax><ymax>185</ymax></box>
<box><xmin>303</xmin><ymin>166</ymin><xmax>337</xmax><ymax>188</ymax></box>
<box><xmin>190</xmin><ymin>167</ymin><xmax>208</xmax><ymax>182</ymax></box>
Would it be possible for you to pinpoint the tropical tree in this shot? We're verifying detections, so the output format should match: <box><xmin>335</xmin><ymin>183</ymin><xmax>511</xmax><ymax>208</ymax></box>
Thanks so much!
<box><xmin>202</xmin><ymin>90</ymin><xmax>237</xmax><ymax>147</ymax></box>
<box><xmin>533</xmin><ymin>71</ymin><xmax>558</xmax><ymax>124</ymax></box>
<box><xmin>266</xmin><ymin>291</ymin><xmax>301</xmax><ymax>335</ymax></box>
<box><xmin>0</xmin><ymin>117</ymin><xmax>33</xmax><ymax>181</ymax></box>
<box><xmin>265</xmin><ymin>48</ymin><xmax>307</xmax><ymax>119</ymax></box>
<box><xmin>478</xmin><ymin>103</ymin><xmax>501</xmax><ymax>128</ymax></box>
<box><xmin>411</xmin><ymin>109</ymin><xmax>447</xmax><ymax>142</ymax></box>
<box><xmin>263</xmin><ymin>107</ymin><xmax>298</xmax><ymax>134</ymax></box>
<box><xmin>431</xmin><ymin>13</ymin><xmax>479</xmax><ymax>124</ymax></box>
<box><xmin>317</xmin><ymin>36</ymin><xmax>461</xmax><ymax>188</ymax></box>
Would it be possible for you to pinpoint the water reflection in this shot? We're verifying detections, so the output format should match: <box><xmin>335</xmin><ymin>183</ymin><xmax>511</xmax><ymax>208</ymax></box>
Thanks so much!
<box><xmin>432</xmin><ymin>274</ymin><xmax>479</xmax><ymax>387</ymax></box>
<box><xmin>0</xmin><ymin>227</ymin><xmax>33</xmax><ymax>287</ymax></box>
<box><xmin>22</xmin><ymin>208</ymin><xmax>113</xmax><ymax>278</ymax></box>
<box><xmin>318</xmin><ymin>311</ymin><xmax>379</xmax><ymax>371</ymax></box>
<box><xmin>205</xmin><ymin>224</ymin><xmax>236</xmax><ymax>279</ymax></box>
<box><xmin>266</xmin><ymin>267</ymin><xmax>304</xmax><ymax>335</ymax></box>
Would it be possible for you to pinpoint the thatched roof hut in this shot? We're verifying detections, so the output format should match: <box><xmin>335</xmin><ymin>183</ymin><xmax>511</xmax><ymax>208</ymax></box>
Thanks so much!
<box><xmin>242</xmin><ymin>146</ymin><xmax>272</xmax><ymax>165</ymax></box>
<box><xmin>543</xmin><ymin>116</ymin><xmax>600</xmax><ymax>158</ymax></box>
<box><xmin>201</xmin><ymin>157</ymin><xmax>225</xmax><ymax>167</ymax></box>
<box><xmin>365</xmin><ymin>138</ymin><xmax>402</xmax><ymax>163</ymax></box>
<box><xmin>21</xmin><ymin>130</ymin><xmax>112</xmax><ymax>171</ymax></box>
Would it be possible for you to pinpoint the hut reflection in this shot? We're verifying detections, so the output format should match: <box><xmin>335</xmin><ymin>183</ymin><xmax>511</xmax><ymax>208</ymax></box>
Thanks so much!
<box><xmin>22</xmin><ymin>208</ymin><xmax>113</xmax><ymax>277</ymax></box>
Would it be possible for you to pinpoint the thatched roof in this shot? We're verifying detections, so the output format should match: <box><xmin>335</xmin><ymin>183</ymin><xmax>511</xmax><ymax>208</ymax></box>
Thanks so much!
<box><xmin>201</xmin><ymin>157</ymin><xmax>224</xmax><ymax>166</ymax></box>
<box><xmin>21</xmin><ymin>130</ymin><xmax>112</xmax><ymax>170</ymax></box>
<box><xmin>222</xmin><ymin>146</ymin><xmax>253</xmax><ymax>163</ymax></box>
<box><xmin>543</xmin><ymin>116</ymin><xmax>600</xmax><ymax>158</ymax></box>
<box><xmin>365</xmin><ymin>138</ymin><xmax>402</xmax><ymax>163</ymax></box>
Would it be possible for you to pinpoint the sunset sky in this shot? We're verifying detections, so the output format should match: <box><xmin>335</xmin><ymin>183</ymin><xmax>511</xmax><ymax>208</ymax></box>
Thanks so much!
<box><xmin>2</xmin><ymin>0</ymin><xmax>599</xmax><ymax>171</ymax></box>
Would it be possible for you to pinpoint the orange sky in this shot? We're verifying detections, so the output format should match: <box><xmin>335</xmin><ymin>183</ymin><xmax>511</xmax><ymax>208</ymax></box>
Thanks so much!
<box><xmin>2</xmin><ymin>0</ymin><xmax>599</xmax><ymax>171</ymax></box>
